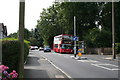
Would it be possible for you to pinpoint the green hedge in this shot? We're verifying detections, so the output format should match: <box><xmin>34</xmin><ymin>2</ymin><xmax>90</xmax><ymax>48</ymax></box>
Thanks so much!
<box><xmin>2</xmin><ymin>40</ymin><xmax>20</xmax><ymax>72</ymax></box>
<box><xmin>24</xmin><ymin>42</ymin><xmax>29</xmax><ymax>62</ymax></box>
<box><xmin>2</xmin><ymin>38</ymin><xmax>30</xmax><ymax>72</ymax></box>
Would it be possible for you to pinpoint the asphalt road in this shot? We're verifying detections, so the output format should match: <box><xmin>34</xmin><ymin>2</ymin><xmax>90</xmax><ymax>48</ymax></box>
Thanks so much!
<box><xmin>32</xmin><ymin>50</ymin><xmax>119</xmax><ymax>79</ymax></box>
<box><xmin>24</xmin><ymin>50</ymin><xmax>69</xmax><ymax>78</ymax></box>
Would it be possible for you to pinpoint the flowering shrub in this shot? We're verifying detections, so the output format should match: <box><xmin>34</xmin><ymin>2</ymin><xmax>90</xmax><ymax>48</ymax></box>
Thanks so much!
<box><xmin>0</xmin><ymin>65</ymin><xmax>18</xmax><ymax>80</ymax></box>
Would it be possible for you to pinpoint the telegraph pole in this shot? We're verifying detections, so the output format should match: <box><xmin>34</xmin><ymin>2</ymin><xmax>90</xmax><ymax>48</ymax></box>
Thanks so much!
<box><xmin>112</xmin><ymin>1</ymin><xmax>116</xmax><ymax>59</ymax></box>
<box><xmin>18</xmin><ymin>0</ymin><xmax>25</xmax><ymax>78</ymax></box>
<box><xmin>74</xmin><ymin>16</ymin><xmax>77</xmax><ymax>57</ymax></box>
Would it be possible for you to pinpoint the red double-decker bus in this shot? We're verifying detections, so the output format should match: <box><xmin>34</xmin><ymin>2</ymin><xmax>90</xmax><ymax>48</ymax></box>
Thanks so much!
<box><xmin>53</xmin><ymin>34</ymin><xmax>73</xmax><ymax>53</ymax></box>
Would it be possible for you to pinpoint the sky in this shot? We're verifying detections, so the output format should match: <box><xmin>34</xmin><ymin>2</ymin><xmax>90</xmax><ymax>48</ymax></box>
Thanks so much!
<box><xmin>0</xmin><ymin>0</ymin><xmax>55</xmax><ymax>35</ymax></box>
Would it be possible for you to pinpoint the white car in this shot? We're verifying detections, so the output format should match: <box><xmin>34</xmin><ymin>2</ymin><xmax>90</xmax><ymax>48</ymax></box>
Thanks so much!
<box><xmin>39</xmin><ymin>47</ymin><xmax>44</xmax><ymax>51</ymax></box>
<box><xmin>30</xmin><ymin>46</ymin><xmax>38</xmax><ymax>50</ymax></box>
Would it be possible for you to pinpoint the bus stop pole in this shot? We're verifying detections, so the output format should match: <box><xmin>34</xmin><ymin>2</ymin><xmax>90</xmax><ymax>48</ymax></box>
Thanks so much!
<box><xmin>74</xmin><ymin>16</ymin><xmax>77</xmax><ymax>57</ymax></box>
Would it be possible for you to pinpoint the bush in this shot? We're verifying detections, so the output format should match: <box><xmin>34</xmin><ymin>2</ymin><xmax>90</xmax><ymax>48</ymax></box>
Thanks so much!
<box><xmin>2</xmin><ymin>38</ymin><xmax>17</xmax><ymax>41</ymax></box>
<box><xmin>24</xmin><ymin>41</ymin><xmax>29</xmax><ymax>62</ymax></box>
<box><xmin>2</xmin><ymin>38</ymin><xmax>30</xmax><ymax>72</ymax></box>
<box><xmin>115</xmin><ymin>43</ymin><xmax>120</xmax><ymax>54</ymax></box>
<box><xmin>2</xmin><ymin>40</ymin><xmax>20</xmax><ymax>72</ymax></box>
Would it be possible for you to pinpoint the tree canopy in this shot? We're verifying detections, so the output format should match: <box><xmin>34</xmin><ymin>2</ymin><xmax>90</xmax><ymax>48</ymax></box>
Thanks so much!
<box><xmin>36</xmin><ymin>2</ymin><xmax>120</xmax><ymax>48</ymax></box>
<box><xmin>37</xmin><ymin>2</ymin><xmax>100</xmax><ymax>47</ymax></box>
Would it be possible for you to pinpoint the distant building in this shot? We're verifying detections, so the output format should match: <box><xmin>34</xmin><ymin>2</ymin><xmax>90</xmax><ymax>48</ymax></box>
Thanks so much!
<box><xmin>0</xmin><ymin>23</ymin><xmax>7</xmax><ymax>39</ymax></box>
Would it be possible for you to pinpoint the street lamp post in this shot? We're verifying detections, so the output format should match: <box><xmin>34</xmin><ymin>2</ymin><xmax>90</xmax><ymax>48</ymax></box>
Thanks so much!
<box><xmin>18</xmin><ymin>0</ymin><xmax>25</xmax><ymax>78</ymax></box>
<box><xmin>112</xmin><ymin>1</ymin><xmax>116</xmax><ymax>59</ymax></box>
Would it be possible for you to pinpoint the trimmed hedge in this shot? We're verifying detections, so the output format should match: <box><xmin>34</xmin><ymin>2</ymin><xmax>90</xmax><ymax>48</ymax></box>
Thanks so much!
<box><xmin>2</xmin><ymin>39</ymin><xmax>29</xmax><ymax>72</ymax></box>
<box><xmin>24</xmin><ymin>42</ymin><xmax>29</xmax><ymax>62</ymax></box>
<box><xmin>2</xmin><ymin>40</ymin><xmax>20</xmax><ymax>72</ymax></box>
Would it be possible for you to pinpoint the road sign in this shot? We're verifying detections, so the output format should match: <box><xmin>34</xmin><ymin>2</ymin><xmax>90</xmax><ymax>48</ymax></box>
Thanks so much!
<box><xmin>73</xmin><ymin>36</ymin><xmax>78</xmax><ymax>41</ymax></box>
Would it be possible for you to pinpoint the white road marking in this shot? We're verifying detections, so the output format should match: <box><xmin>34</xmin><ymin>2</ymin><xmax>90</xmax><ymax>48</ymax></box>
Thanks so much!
<box><xmin>47</xmin><ymin>59</ymin><xmax>71</xmax><ymax>78</ymax></box>
<box><xmin>104</xmin><ymin>57</ymin><xmax>113</xmax><ymax>60</ymax></box>
<box><xmin>94</xmin><ymin>63</ymin><xmax>119</xmax><ymax>67</ymax></box>
<box><xmin>39</xmin><ymin>58</ymin><xmax>47</xmax><ymax>61</ymax></box>
<box><xmin>40</xmin><ymin>55</ymin><xmax>72</xmax><ymax>78</ymax></box>
<box><xmin>77</xmin><ymin>59</ymin><xmax>99</xmax><ymax>63</ymax></box>
<box><xmin>91</xmin><ymin>63</ymin><xmax>120</xmax><ymax>71</ymax></box>
<box><xmin>75</xmin><ymin>57</ymin><xmax>120</xmax><ymax>71</ymax></box>
<box><xmin>111</xmin><ymin>69</ymin><xmax>120</xmax><ymax>70</ymax></box>
<box><xmin>64</xmin><ymin>55</ymin><xmax>70</xmax><ymax>59</ymax></box>
<box><xmin>55</xmin><ymin>75</ymin><xmax>65</xmax><ymax>78</ymax></box>
<box><xmin>24</xmin><ymin>66</ymin><xmax>41</xmax><ymax>70</ymax></box>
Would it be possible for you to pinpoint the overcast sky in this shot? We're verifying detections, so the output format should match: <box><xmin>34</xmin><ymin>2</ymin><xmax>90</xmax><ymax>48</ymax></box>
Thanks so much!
<box><xmin>0</xmin><ymin>0</ymin><xmax>55</xmax><ymax>35</ymax></box>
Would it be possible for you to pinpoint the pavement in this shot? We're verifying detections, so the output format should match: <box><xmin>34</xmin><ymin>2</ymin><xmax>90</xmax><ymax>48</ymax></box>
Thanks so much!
<box><xmin>24</xmin><ymin>51</ymin><xmax>69</xmax><ymax>79</ymax></box>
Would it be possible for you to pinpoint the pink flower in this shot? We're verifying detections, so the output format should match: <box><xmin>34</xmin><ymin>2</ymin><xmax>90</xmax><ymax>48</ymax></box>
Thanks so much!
<box><xmin>5</xmin><ymin>66</ymin><xmax>9</xmax><ymax>70</ymax></box>
<box><xmin>0</xmin><ymin>65</ymin><xmax>18</xmax><ymax>79</ymax></box>
<box><xmin>11</xmin><ymin>72</ymin><xmax>18</xmax><ymax>78</ymax></box>
<box><xmin>3</xmin><ymin>71</ymin><xmax>8</xmax><ymax>75</ymax></box>
<box><xmin>0</xmin><ymin>76</ymin><xmax>2</xmax><ymax>79</ymax></box>
<box><xmin>12</xmin><ymin>70</ymin><xmax>16</xmax><ymax>73</ymax></box>
<box><xmin>12</xmin><ymin>74</ymin><xmax>17</xmax><ymax>78</ymax></box>
<box><xmin>10</xmin><ymin>72</ymin><xmax>14</xmax><ymax>75</ymax></box>
<box><xmin>0</xmin><ymin>65</ymin><xmax>9</xmax><ymax>72</ymax></box>
<box><xmin>0</xmin><ymin>68</ymin><xmax>2</xmax><ymax>73</ymax></box>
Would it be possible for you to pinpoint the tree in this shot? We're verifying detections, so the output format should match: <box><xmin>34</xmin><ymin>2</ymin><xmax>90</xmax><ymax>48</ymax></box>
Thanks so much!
<box><xmin>37</xmin><ymin>3</ymin><xmax>62</xmax><ymax>46</ymax></box>
<box><xmin>59</xmin><ymin>2</ymin><xmax>100</xmax><ymax>40</ymax></box>
<box><xmin>29</xmin><ymin>37</ymin><xmax>39</xmax><ymax>46</ymax></box>
<box><xmin>28</xmin><ymin>28</ymin><xmax>43</xmax><ymax>47</ymax></box>
<box><xmin>84</xmin><ymin>28</ymin><xmax>112</xmax><ymax>48</ymax></box>
<box><xmin>37</xmin><ymin>2</ymin><xmax>100</xmax><ymax>47</ymax></box>
<box><xmin>8</xmin><ymin>32</ymin><xmax>18</xmax><ymax>38</ymax></box>
<box><xmin>114</xmin><ymin>2</ymin><xmax>120</xmax><ymax>43</ymax></box>
<box><xmin>8</xmin><ymin>28</ymin><xmax>31</xmax><ymax>41</ymax></box>
<box><xmin>24</xmin><ymin>28</ymin><xmax>31</xmax><ymax>41</ymax></box>
<box><xmin>101</xmin><ymin>2</ymin><xmax>120</xmax><ymax>43</ymax></box>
